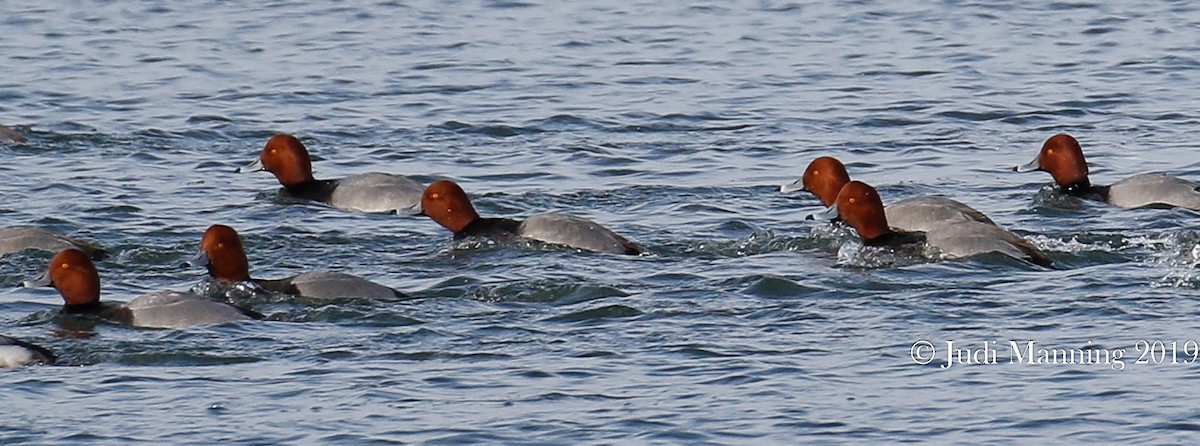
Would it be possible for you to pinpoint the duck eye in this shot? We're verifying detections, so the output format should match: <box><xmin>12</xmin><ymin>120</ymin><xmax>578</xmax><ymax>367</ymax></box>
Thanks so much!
<box><xmin>431</xmin><ymin>193</ymin><xmax>440</xmax><ymax>199</ymax></box>
<box><xmin>270</xmin><ymin>149</ymin><xmax>277</xmax><ymax>154</ymax></box>
<box><xmin>813</xmin><ymin>171</ymin><xmax>820</xmax><ymax>176</ymax></box>
<box><xmin>217</xmin><ymin>242</ymin><xmax>225</xmax><ymax>249</ymax></box>
<box><xmin>61</xmin><ymin>263</ymin><xmax>70</xmax><ymax>269</ymax></box>
<box><xmin>848</xmin><ymin>198</ymin><xmax>857</xmax><ymax>204</ymax></box>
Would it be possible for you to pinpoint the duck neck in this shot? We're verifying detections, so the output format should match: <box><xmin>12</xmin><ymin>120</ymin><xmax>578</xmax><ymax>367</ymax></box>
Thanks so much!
<box><xmin>863</xmin><ymin>230</ymin><xmax>925</xmax><ymax>247</ymax></box>
<box><xmin>853</xmin><ymin>221</ymin><xmax>892</xmax><ymax>243</ymax></box>
<box><xmin>282</xmin><ymin>179</ymin><xmax>338</xmax><ymax>202</ymax></box>
<box><xmin>274</xmin><ymin>168</ymin><xmax>316</xmax><ymax>189</ymax></box>
<box><xmin>62</xmin><ymin>300</ymin><xmax>104</xmax><ymax>314</ymax></box>
<box><xmin>1061</xmin><ymin>182</ymin><xmax>1110</xmax><ymax>202</ymax></box>
<box><xmin>456</xmin><ymin>217</ymin><xmax>520</xmax><ymax>239</ymax></box>
<box><xmin>1062</xmin><ymin>179</ymin><xmax>1091</xmax><ymax>191</ymax></box>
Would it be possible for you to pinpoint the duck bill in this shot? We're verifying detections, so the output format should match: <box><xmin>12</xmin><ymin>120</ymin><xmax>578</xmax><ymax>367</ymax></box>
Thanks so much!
<box><xmin>780</xmin><ymin>179</ymin><xmax>806</xmax><ymax>194</ymax></box>
<box><xmin>235</xmin><ymin>158</ymin><xmax>265</xmax><ymax>173</ymax></box>
<box><xmin>184</xmin><ymin>249</ymin><xmax>210</xmax><ymax>269</ymax></box>
<box><xmin>1014</xmin><ymin>156</ymin><xmax>1043</xmax><ymax>173</ymax></box>
<box><xmin>808</xmin><ymin>203</ymin><xmax>841</xmax><ymax>221</ymax></box>
<box><xmin>20</xmin><ymin>270</ymin><xmax>51</xmax><ymax>288</ymax></box>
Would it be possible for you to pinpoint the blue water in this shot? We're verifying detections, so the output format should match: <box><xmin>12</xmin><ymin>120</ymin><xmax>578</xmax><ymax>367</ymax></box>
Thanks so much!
<box><xmin>3</xmin><ymin>1</ymin><xmax>1200</xmax><ymax>443</ymax></box>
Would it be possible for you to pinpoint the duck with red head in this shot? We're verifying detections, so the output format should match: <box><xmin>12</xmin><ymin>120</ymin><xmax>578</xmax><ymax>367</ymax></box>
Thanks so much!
<box><xmin>421</xmin><ymin>180</ymin><xmax>644</xmax><ymax>255</ymax></box>
<box><xmin>783</xmin><ymin>156</ymin><xmax>994</xmax><ymax>233</ymax></box>
<box><xmin>187</xmin><ymin>224</ymin><xmax>404</xmax><ymax>300</ymax></box>
<box><xmin>1015</xmin><ymin>133</ymin><xmax>1200</xmax><ymax>210</ymax></box>
<box><xmin>0</xmin><ymin>335</ymin><xmax>56</xmax><ymax>368</ymax></box>
<box><xmin>23</xmin><ymin>249</ymin><xmax>262</xmax><ymax>329</ymax></box>
<box><xmin>831</xmin><ymin>181</ymin><xmax>1053</xmax><ymax>267</ymax></box>
<box><xmin>831</xmin><ymin>181</ymin><xmax>923</xmax><ymax>246</ymax></box>
<box><xmin>238</xmin><ymin>134</ymin><xmax>425</xmax><ymax>214</ymax></box>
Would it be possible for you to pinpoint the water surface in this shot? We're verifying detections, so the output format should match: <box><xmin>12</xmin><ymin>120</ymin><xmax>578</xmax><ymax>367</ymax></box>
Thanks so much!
<box><xmin>3</xmin><ymin>1</ymin><xmax>1200</xmax><ymax>444</ymax></box>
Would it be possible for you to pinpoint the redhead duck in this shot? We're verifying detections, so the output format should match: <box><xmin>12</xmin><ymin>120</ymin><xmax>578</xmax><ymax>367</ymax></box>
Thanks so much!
<box><xmin>1016</xmin><ymin>133</ymin><xmax>1200</xmax><ymax>210</ymax></box>
<box><xmin>831</xmin><ymin>181</ymin><xmax>1052</xmax><ymax>267</ymax></box>
<box><xmin>783</xmin><ymin>156</ymin><xmax>994</xmax><ymax>232</ymax></box>
<box><xmin>187</xmin><ymin>224</ymin><xmax>403</xmax><ymax>299</ymax></box>
<box><xmin>0</xmin><ymin>226</ymin><xmax>106</xmax><ymax>260</ymax></box>
<box><xmin>24</xmin><ymin>249</ymin><xmax>263</xmax><ymax>329</ymax></box>
<box><xmin>238</xmin><ymin>134</ymin><xmax>424</xmax><ymax>214</ymax></box>
<box><xmin>0</xmin><ymin>335</ymin><xmax>55</xmax><ymax>367</ymax></box>
<box><xmin>421</xmin><ymin>180</ymin><xmax>643</xmax><ymax>255</ymax></box>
